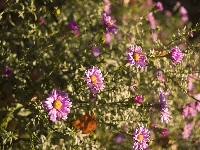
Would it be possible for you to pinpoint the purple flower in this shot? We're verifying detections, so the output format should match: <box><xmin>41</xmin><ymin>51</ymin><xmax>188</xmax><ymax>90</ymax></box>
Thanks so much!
<box><xmin>92</xmin><ymin>46</ymin><xmax>100</xmax><ymax>57</ymax></box>
<box><xmin>115</xmin><ymin>133</ymin><xmax>125</xmax><ymax>144</ymax></box>
<box><xmin>3</xmin><ymin>67</ymin><xmax>12</xmax><ymax>77</ymax></box>
<box><xmin>102</xmin><ymin>12</ymin><xmax>118</xmax><ymax>34</ymax></box>
<box><xmin>134</xmin><ymin>94</ymin><xmax>143</xmax><ymax>104</ymax></box>
<box><xmin>127</xmin><ymin>45</ymin><xmax>147</xmax><ymax>68</ymax></box>
<box><xmin>170</xmin><ymin>46</ymin><xmax>184</xmax><ymax>65</ymax></box>
<box><xmin>182</xmin><ymin>123</ymin><xmax>193</xmax><ymax>139</ymax></box>
<box><xmin>43</xmin><ymin>89</ymin><xmax>72</xmax><ymax>122</ymax></box>
<box><xmin>156</xmin><ymin>2</ymin><xmax>163</xmax><ymax>11</ymax></box>
<box><xmin>147</xmin><ymin>12</ymin><xmax>156</xmax><ymax>29</ymax></box>
<box><xmin>161</xmin><ymin>128</ymin><xmax>168</xmax><ymax>137</ymax></box>
<box><xmin>84</xmin><ymin>66</ymin><xmax>104</xmax><ymax>94</ymax></box>
<box><xmin>132</xmin><ymin>125</ymin><xmax>150</xmax><ymax>150</ymax></box>
<box><xmin>68</xmin><ymin>21</ymin><xmax>78</xmax><ymax>31</ymax></box>
<box><xmin>158</xmin><ymin>89</ymin><xmax>169</xmax><ymax>109</ymax></box>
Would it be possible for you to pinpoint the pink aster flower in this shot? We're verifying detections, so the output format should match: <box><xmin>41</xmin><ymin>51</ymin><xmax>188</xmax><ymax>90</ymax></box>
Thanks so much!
<box><xmin>182</xmin><ymin>123</ymin><xmax>193</xmax><ymax>139</ymax></box>
<box><xmin>84</xmin><ymin>66</ymin><xmax>104</xmax><ymax>94</ymax></box>
<box><xmin>182</xmin><ymin>102</ymin><xmax>197</xmax><ymax>118</ymax></box>
<box><xmin>127</xmin><ymin>45</ymin><xmax>147</xmax><ymax>68</ymax></box>
<box><xmin>147</xmin><ymin>12</ymin><xmax>156</xmax><ymax>29</ymax></box>
<box><xmin>134</xmin><ymin>94</ymin><xmax>143</xmax><ymax>104</ymax></box>
<box><xmin>170</xmin><ymin>46</ymin><xmax>184</xmax><ymax>65</ymax></box>
<box><xmin>43</xmin><ymin>89</ymin><xmax>72</xmax><ymax>122</ymax></box>
<box><xmin>102</xmin><ymin>12</ymin><xmax>118</xmax><ymax>34</ymax></box>
<box><xmin>132</xmin><ymin>125</ymin><xmax>150</xmax><ymax>150</ymax></box>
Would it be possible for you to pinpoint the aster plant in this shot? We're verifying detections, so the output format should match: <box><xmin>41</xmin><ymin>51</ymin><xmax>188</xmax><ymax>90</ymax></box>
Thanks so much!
<box><xmin>43</xmin><ymin>89</ymin><xmax>72</xmax><ymax>122</ymax></box>
<box><xmin>1</xmin><ymin>0</ymin><xmax>200</xmax><ymax>149</ymax></box>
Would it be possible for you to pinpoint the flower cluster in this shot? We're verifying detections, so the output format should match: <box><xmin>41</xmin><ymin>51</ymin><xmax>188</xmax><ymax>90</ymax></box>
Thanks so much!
<box><xmin>127</xmin><ymin>45</ymin><xmax>147</xmax><ymax>68</ymax></box>
<box><xmin>84</xmin><ymin>66</ymin><xmax>104</xmax><ymax>94</ymax></box>
<box><xmin>43</xmin><ymin>89</ymin><xmax>72</xmax><ymax>122</ymax></box>
<box><xmin>102</xmin><ymin>12</ymin><xmax>118</xmax><ymax>34</ymax></box>
<box><xmin>132</xmin><ymin>125</ymin><xmax>150</xmax><ymax>150</ymax></box>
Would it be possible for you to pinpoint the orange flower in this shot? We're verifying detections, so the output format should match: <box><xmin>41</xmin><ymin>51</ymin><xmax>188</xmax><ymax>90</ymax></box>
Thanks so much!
<box><xmin>72</xmin><ymin>111</ymin><xmax>97</xmax><ymax>134</ymax></box>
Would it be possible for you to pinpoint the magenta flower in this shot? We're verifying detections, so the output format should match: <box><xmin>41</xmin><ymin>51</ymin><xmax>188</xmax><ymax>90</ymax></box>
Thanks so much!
<box><xmin>182</xmin><ymin>123</ymin><xmax>193</xmax><ymax>139</ymax></box>
<box><xmin>132</xmin><ymin>125</ymin><xmax>150</xmax><ymax>150</ymax></box>
<box><xmin>84</xmin><ymin>66</ymin><xmax>104</xmax><ymax>94</ymax></box>
<box><xmin>134</xmin><ymin>94</ymin><xmax>143</xmax><ymax>104</ymax></box>
<box><xmin>43</xmin><ymin>89</ymin><xmax>72</xmax><ymax>122</ymax></box>
<box><xmin>68</xmin><ymin>21</ymin><xmax>78</xmax><ymax>31</ymax></box>
<box><xmin>161</xmin><ymin>128</ymin><xmax>168</xmax><ymax>137</ymax></box>
<box><xmin>102</xmin><ymin>12</ymin><xmax>118</xmax><ymax>34</ymax></box>
<box><xmin>3</xmin><ymin>67</ymin><xmax>12</xmax><ymax>77</ymax></box>
<box><xmin>156</xmin><ymin>2</ymin><xmax>163</xmax><ymax>11</ymax></box>
<box><xmin>170</xmin><ymin>46</ymin><xmax>184</xmax><ymax>65</ymax></box>
<box><xmin>127</xmin><ymin>45</ymin><xmax>147</xmax><ymax>68</ymax></box>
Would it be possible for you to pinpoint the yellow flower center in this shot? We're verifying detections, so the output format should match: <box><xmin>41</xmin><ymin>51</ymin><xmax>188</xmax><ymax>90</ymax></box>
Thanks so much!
<box><xmin>133</xmin><ymin>52</ymin><xmax>140</xmax><ymax>61</ymax></box>
<box><xmin>90</xmin><ymin>75</ymin><xmax>97</xmax><ymax>84</ymax></box>
<box><xmin>137</xmin><ymin>134</ymin><xmax>143</xmax><ymax>141</ymax></box>
<box><xmin>53</xmin><ymin>99</ymin><xmax>62</xmax><ymax>110</ymax></box>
